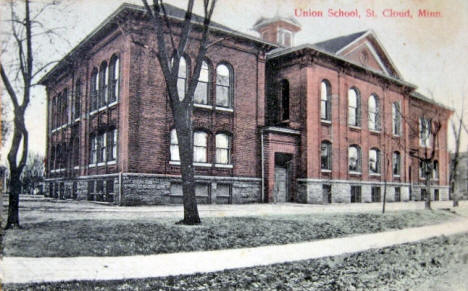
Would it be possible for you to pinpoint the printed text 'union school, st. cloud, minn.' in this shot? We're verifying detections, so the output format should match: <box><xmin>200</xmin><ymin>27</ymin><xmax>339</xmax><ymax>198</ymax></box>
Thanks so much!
<box><xmin>294</xmin><ymin>8</ymin><xmax>442</xmax><ymax>18</ymax></box>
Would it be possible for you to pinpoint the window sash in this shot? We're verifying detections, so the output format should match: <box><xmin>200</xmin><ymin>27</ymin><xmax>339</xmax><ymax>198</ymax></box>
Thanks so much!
<box><xmin>170</xmin><ymin>130</ymin><xmax>180</xmax><ymax>161</ymax></box>
<box><xmin>216</xmin><ymin>84</ymin><xmax>230</xmax><ymax>107</ymax></box>
<box><xmin>194</xmin><ymin>132</ymin><xmax>208</xmax><ymax>163</ymax></box>
<box><xmin>393</xmin><ymin>153</ymin><xmax>400</xmax><ymax>175</ymax></box>
<box><xmin>348</xmin><ymin>147</ymin><xmax>361</xmax><ymax>172</ymax></box>
<box><xmin>369</xmin><ymin>150</ymin><xmax>380</xmax><ymax>174</ymax></box>
<box><xmin>216</xmin><ymin>134</ymin><xmax>231</xmax><ymax>164</ymax></box>
<box><xmin>321</xmin><ymin>143</ymin><xmax>331</xmax><ymax>170</ymax></box>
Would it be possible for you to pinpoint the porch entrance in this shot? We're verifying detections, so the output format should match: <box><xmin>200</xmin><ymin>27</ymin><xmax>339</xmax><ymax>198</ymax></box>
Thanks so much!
<box><xmin>273</xmin><ymin>153</ymin><xmax>293</xmax><ymax>202</ymax></box>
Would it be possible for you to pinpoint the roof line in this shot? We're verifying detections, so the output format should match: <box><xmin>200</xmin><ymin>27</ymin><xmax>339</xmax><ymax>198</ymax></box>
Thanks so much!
<box><xmin>39</xmin><ymin>3</ymin><xmax>277</xmax><ymax>84</ymax></box>
<box><xmin>336</xmin><ymin>30</ymin><xmax>403</xmax><ymax>79</ymax></box>
<box><xmin>267</xmin><ymin>43</ymin><xmax>416</xmax><ymax>89</ymax></box>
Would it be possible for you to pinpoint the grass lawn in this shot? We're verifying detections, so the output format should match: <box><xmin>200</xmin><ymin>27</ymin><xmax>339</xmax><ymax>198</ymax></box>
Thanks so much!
<box><xmin>5</xmin><ymin>232</ymin><xmax>468</xmax><ymax>290</ymax></box>
<box><xmin>2</xmin><ymin>209</ymin><xmax>458</xmax><ymax>257</ymax></box>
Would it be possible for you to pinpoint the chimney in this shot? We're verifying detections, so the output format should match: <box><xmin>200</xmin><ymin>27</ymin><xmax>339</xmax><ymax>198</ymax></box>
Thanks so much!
<box><xmin>253</xmin><ymin>16</ymin><xmax>301</xmax><ymax>47</ymax></box>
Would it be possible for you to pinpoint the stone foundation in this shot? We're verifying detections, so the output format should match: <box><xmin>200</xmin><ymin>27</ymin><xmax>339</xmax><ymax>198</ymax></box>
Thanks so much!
<box><xmin>44</xmin><ymin>173</ymin><xmax>261</xmax><ymax>206</ymax></box>
<box><xmin>296</xmin><ymin>179</ymin><xmax>415</xmax><ymax>204</ymax></box>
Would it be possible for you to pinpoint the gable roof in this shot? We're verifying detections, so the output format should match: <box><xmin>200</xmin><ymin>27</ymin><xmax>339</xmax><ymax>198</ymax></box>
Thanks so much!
<box><xmin>314</xmin><ymin>31</ymin><xmax>367</xmax><ymax>54</ymax></box>
<box><xmin>313</xmin><ymin>30</ymin><xmax>402</xmax><ymax>79</ymax></box>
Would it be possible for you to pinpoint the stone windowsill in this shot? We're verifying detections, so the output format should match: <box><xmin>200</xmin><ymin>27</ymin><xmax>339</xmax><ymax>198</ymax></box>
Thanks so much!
<box><xmin>215</xmin><ymin>106</ymin><xmax>233</xmax><ymax>113</ymax></box>
<box><xmin>348</xmin><ymin>125</ymin><xmax>361</xmax><ymax>131</ymax></box>
<box><xmin>215</xmin><ymin>164</ymin><xmax>233</xmax><ymax>168</ymax></box>
<box><xmin>321</xmin><ymin>119</ymin><xmax>332</xmax><ymax>126</ymax></box>
<box><xmin>194</xmin><ymin>103</ymin><xmax>212</xmax><ymax>110</ymax></box>
<box><xmin>349</xmin><ymin>171</ymin><xmax>362</xmax><ymax>176</ymax></box>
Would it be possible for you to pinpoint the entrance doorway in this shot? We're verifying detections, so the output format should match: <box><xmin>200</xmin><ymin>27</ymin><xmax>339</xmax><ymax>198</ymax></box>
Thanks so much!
<box><xmin>273</xmin><ymin>153</ymin><xmax>293</xmax><ymax>202</ymax></box>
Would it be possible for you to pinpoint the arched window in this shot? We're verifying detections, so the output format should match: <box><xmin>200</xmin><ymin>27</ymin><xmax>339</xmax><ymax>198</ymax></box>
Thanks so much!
<box><xmin>320</xmin><ymin>80</ymin><xmax>331</xmax><ymax>121</ymax></box>
<box><xmin>368</xmin><ymin>94</ymin><xmax>379</xmax><ymax>131</ymax></box>
<box><xmin>279</xmin><ymin>79</ymin><xmax>289</xmax><ymax>121</ymax></box>
<box><xmin>393</xmin><ymin>151</ymin><xmax>401</xmax><ymax>176</ymax></box>
<box><xmin>216</xmin><ymin>63</ymin><xmax>233</xmax><ymax>108</ymax></box>
<box><xmin>194</xmin><ymin>131</ymin><xmax>208</xmax><ymax>163</ymax></box>
<box><xmin>99</xmin><ymin>62</ymin><xmax>108</xmax><ymax>107</ymax></box>
<box><xmin>369</xmin><ymin>148</ymin><xmax>381</xmax><ymax>174</ymax></box>
<box><xmin>321</xmin><ymin>141</ymin><xmax>332</xmax><ymax>170</ymax></box>
<box><xmin>176</xmin><ymin>56</ymin><xmax>188</xmax><ymax>101</ymax></box>
<box><xmin>90</xmin><ymin>68</ymin><xmax>99</xmax><ymax>111</ymax></box>
<box><xmin>74</xmin><ymin>80</ymin><xmax>81</xmax><ymax>120</ymax></box>
<box><xmin>392</xmin><ymin>102</ymin><xmax>401</xmax><ymax>135</ymax></box>
<box><xmin>216</xmin><ymin>133</ymin><xmax>231</xmax><ymax>164</ymax></box>
<box><xmin>170</xmin><ymin>129</ymin><xmax>179</xmax><ymax>162</ymax></box>
<box><xmin>109</xmin><ymin>55</ymin><xmax>120</xmax><ymax>103</ymax></box>
<box><xmin>433</xmin><ymin>160</ymin><xmax>439</xmax><ymax>180</ymax></box>
<box><xmin>348</xmin><ymin>145</ymin><xmax>361</xmax><ymax>172</ymax></box>
<box><xmin>348</xmin><ymin>88</ymin><xmax>360</xmax><ymax>127</ymax></box>
<box><xmin>194</xmin><ymin>61</ymin><xmax>210</xmax><ymax>105</ymax></box>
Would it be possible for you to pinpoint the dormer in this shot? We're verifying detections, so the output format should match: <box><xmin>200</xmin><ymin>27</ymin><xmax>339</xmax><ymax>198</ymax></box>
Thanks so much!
<box><xmin>253</xmin><ymin>16</ymin><xmax>301</xmax><ymax>47</ymax></box>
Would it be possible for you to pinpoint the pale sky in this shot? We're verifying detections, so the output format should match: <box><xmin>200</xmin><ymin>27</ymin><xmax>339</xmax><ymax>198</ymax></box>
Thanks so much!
<box><xmin>1</xmin><ymin>0</ymin><xmax>467</xmax><ymax>161</ymax></box>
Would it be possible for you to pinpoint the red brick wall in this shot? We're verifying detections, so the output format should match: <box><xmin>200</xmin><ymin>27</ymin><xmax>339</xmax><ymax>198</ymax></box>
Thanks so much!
<box><xmin>267</xmin><ymin>51</ymin><xmax>450</xmax><ymax>187</ymax></box>
<box><xmin>124</xmin><ymin>22</ymin><xmax>268</xmax><ymax>178</ymax></box>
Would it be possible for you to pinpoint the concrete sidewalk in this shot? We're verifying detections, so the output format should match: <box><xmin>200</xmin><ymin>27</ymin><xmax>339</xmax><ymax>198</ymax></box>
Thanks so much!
<box><xmin>2</xmin><ymin>217</ymin><xmax>468</xmax><ymax>284</ymax></box>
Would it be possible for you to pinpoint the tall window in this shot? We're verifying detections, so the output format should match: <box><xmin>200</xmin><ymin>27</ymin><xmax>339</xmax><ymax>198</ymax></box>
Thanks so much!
<box><xmin>194</xmin><ymin>131</ymin><xmax>208</xmax><ymax>163</ymax></box>
<box><xmin>52</xmin><ymin>97</ymin><xmax>58</xmax><ymax>129</ymax></box>
<box><xmin>348</xmin><ymin>88</ymin><xmax>360</xmax><ymax>127</ymax></box>
<box><xmin>216</xmin><ymin>64</ymin><xmax>232</xmax><ymax>107</ymax></box>
<box><xmin>348</xmin><ymin>145</ymin><xmax>361</xmax><ymax>172</ymax></box>
<box><xmin>109</xmin><ymin>55</ymin><xmax>119</xmax><ymax>103</ymax></box>
<box><xmin>320</xmin><ymin>80</ymin><xmax>331</xmax><ymax>121</ymax></box>
<box><xmin>368</xmin><ymin>94</ymin><xmax>379</xmax><ymax>131</ymax></box>
<box><xmin>90</xmin><ymin>69</ymin><xmax>99</xmax><ymax>111</ymax></box>
<box><xmin>177</xmin><ymin>56</ymin><xmax>187</xmax><ymax>101</ymax></box>
<box><xmin>97</xmin><ymin>134</ymin><xmax>106</xmax><ymax>163</ymax></box>
<box><xmin>369</xmin><ymin>148</ymin><xmax>381</xmax><ymax>174</ymax></box>
<box><xmin>194</xmin><ymin>61</ymin><xmax>209</xmax><ymax>105</ymax></box>
<box><xmin>420</xmin><ymin>117</ymin><xmax>431</xmax><ymax>147</ymax></box>
<box><xmin>170</xmin><ymin>129</ymin><xmax>180</xmax><ymax>161</ymax></box>
<box><xmin>106</xmin><ymin>129</ymin><xmax>118</xmax><ymax>161</ymax></box>
<box><xmin>73</xmin><ymin>137</ymin><xmax>79</xmax><ymax>166</ymax></box>
<box><xmin>89</xmin><ymin>135</ymin><xmax>97</xmax><ymax>164</ymax></box>
<box><xmin>392</xmin><ymin>102</ymin><xmax>401</xmax><ymax>135</ymax></box>
<box><xmin>321</xmin><ymin>141</ymin><xmax>332</xmax><ymax>170</ymax></box>
<box><xmin>419</xmin><ymin>160</ymin><xmax>425</xmax><ymax>178</ymax></box>
<box><xmin>61</xmin><ymin>89</ymin><xmax>68</xmax><ymax>126</ymax></box>
<box><xmin>216</xmin><ymin>133</ymin><xmax>231</xmax><ymax>164</ymax></box>
<box><xmin>433</xmin><ymin>160</ymin><xmax>439</xmax><ymax>180</ymax></box>
<box><xmin>99</xmin><ymin>62</ymin><xmax>108</xmax><ymax>107</ymax></box>
<box><xmin>279</xmin><ymin>79</ymin><xmax>289</xmax><ymax>121</ymax></box>
<box><xmin>74</xmin><ymin>80</ymin><xmax>81</xmax><ymax>120</ymax></box>
<box><xmin>393</xmin><ymin>151</ymin><xmax>401</xmax><ymax>176</ymax></box>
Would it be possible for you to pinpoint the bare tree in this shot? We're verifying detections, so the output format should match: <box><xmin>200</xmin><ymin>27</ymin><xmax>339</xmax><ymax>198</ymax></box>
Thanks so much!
<box><xmin>141</xmin><ymin>0</ymin><xmax>216</xmax><ymax>225</ymax></box>
<box><xmin>379</xmin><ymin>94</ymin><xmax>448</xmax><ymax>212</ymax></box>
<box><xmin>450</xmin><ymin>101</ymin><xmax>466</xmax><ymax>207</ymax></box>
<box><xmin>0</xmin><ymin>0</ymin><xmax>67</xmax><ymax>229</ymax></box>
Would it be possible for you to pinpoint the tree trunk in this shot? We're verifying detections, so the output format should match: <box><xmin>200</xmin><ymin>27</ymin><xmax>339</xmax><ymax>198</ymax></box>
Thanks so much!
<box><xmin>175</xmin><ymin>106</ymin><xmax>201</xmax><ymax>225</ymax></box>
<box><xmin>453</xmin><ymin>189</ymin><xmax>459</xmax><ymax>207</ymax></box>
<box><xmin>424</xmin><ymin>175</ymin><xmax>431</xmax><ymax>210</ymax></box>
<box><xmin>6</xmin><ymin>171</ymin><xmax>21</xmax><ymax>229</ymax></box>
